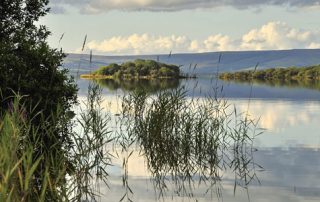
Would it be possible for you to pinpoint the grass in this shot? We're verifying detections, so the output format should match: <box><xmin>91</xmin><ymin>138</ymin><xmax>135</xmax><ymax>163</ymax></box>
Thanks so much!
<box><xmin>116</xmin><ymin>86</ymin><xmax>261</xmax><ymax>199</ymax></box>
<box><xmin>0</xmin><ymin>96</ymin><xmax>58</xmax><ymax>201</ymax></box>
<box><xmin>0</xmin><ymin>80</ymin><xmax>262</xmax><ymax>202</ymax></box>
<box><xmin>0</xmin><ymin>84</ymin><xmax>113</xmax><ymax>201</ymax></box>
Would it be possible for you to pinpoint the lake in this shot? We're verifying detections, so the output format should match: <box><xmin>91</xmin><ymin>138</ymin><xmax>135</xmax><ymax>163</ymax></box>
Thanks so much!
<box><xmin>74</xmin><ymin>74</ymin><xmax>320</xmax><ymax>202</ymax></box>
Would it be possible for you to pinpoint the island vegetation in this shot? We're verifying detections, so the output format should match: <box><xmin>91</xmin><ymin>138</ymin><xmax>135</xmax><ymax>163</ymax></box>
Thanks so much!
<box><xmin>219</xmin><ymin>65</ymin><xmax>320</xmax><ymax>81</ymax></box>
<box><xmin>81</xmin><ymin>59</ymin><xmax>189</xmax><ymax>79</ymax></box>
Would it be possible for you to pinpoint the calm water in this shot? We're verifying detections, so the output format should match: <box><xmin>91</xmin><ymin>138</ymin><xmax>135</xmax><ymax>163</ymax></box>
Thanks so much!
<box><xmin>76</xmin><ymin>77</ymin><xmax>320</xmax><ymax>202</ymax></box>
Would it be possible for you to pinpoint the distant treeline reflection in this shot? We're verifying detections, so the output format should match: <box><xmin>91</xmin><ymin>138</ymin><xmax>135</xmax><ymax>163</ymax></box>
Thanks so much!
<box><xmin>225</xmin><ymin>77</ymin><xmax>320</xmax><ymax>91</ymax></box>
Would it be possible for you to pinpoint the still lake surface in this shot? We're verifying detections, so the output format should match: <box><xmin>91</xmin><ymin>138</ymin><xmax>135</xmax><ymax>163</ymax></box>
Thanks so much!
<box><xmin>75</xmin><ymin>74</ymin><xmax>320</xmax><ymax>202</ymax></box>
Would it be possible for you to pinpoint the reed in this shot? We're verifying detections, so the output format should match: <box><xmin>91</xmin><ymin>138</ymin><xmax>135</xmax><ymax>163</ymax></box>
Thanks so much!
<box><xmin>116</xmin><ymin>86</ymin><xmax>262</xmax><ymax>200</ymax></box>
<box><xmin>0</xmin><ymin>78</ymin><xmax>261</xmax><ymax>201</ymax></box>
<box><xmin>0</xmin><ymin>95</ymin><xmax>62</xmax><ymax>201</ymax></box>
<box><xmin>0</xmin><ymin>83</ymin><xmax>113</xmax><ymax>202</ymax></box>
<box><xmin>69</xmin><ymin>82</ymin><xmax>113</xmax><ymax>201</ymax></box>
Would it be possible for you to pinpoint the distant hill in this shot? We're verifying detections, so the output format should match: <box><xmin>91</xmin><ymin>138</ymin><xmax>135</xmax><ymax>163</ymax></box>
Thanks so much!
<box><xmin>62</xmin><ymin>49</ymin><xmax>320</xmax><ymax>75</ymax></box>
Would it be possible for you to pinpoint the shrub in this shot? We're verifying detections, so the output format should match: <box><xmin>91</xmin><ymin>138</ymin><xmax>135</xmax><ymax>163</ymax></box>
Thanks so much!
<box><xmin>93</xmin><ymin>59</ymin><xmax>180</xmax><ymax>78</ymax></box>
<box><xmin>0</xmin><ymin>1</ymin><xmax>77</xmax><ymax>200</ymax></box>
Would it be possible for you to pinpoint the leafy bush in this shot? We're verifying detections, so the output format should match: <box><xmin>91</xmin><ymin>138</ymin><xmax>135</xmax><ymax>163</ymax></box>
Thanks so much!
<box><xmin>93</xmin><ymin>59</ymin><xmax>180</xmax><ymax>78</ymax></box>
<box><xmin>0</xmin><ymin>1</ymin><xmax>78</xmax><ymax>200</ymax></box>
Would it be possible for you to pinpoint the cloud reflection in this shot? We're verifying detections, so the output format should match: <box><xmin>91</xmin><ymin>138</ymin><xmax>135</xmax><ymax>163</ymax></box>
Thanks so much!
<box><xmin>101</xmin><ymin>147</ymin><xmax>320</xmax><ymax>202</ymax></box>
<box><xmin>234</xmin><ymin>100</ymin><xmax>320</xmax><ymax>132</ymax></box>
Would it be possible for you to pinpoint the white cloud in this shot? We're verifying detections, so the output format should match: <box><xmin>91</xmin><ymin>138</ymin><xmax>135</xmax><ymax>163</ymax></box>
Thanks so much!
<box><xmin>79</xmin><ymin>22</ymin><xmax>320</xmax><ymax>55</ymax></box>
<box><xmin>50</xmin><ymin>0</ymin><xmax>320</xmax><ymax>14</ymax></box>
<box><xmin>86</xmin><ymin>34</ymin><xmax>192</xmax><ymax>55</ymax></box>
<box><xmin>308</xmin><ymin>42</ymin><xmax>320</xmax><ymax>49</ymax></box>
<box><xmin>240</xmin><ymin>22</ymin><xmax>319</xmax><ymax>50</ymax></box>
<box><xmin>203</xmin><ymin>34</ymin><xmax>237</xmax><ymax>52</ymax></box>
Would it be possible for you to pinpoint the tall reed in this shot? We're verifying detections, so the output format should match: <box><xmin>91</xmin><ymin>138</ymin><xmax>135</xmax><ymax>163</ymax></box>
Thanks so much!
<box><xmin>70</xmin><ymin>82</ymin><xmax>113</xmax><ymax>201</ymax></box>
<box><xmin>117</xmin><ymin>86</ymin><xmax>262</xmax><ymax>200</ymax></box>
<box><xmin>0</xmin><ymin>83</ymin><xmax>113</xmax><ymax>202</ymax></box>
<box><xmin>0</xmin><ymin>78</ymin><xmax>262</xmax><ymax>201</ymax></box>
<box><xmin>0</xmin><ymin>95</ymin><xmax>61</xmax><ymax>201</ymax></box>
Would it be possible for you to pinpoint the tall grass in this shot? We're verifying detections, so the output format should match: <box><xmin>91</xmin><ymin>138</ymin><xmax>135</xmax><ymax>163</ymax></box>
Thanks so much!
<box><xmin>0</xmin><ymin>95</ymin><xmax>60</xmax><ymax>201</ymax></box>
<box><xmin>70</xmin><ymin>82</ymin><xmax>113</xmax><ymax>201</ymax></box>
<box><xmin>117</xmin><ymin>86</ymin><xmax>261</xmax><ymax>200</ymax></box>
<box><xmin>0</xmin><ymin>83</ymin><xmax>113</xmax><ymax>201</ymax></box>
<box><xmin>0</xmin><ymin>81</ymin><xmax>261</xmax><ymax>201</ymax></box>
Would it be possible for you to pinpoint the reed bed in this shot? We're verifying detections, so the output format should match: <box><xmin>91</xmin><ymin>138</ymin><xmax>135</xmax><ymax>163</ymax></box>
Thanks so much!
<box><xmin>0</xmin><ymin>84</ymin><xmax>113</xmax><ymax>202</ymax></box>
<box><xmin>0</xmin><ymin>81</ymin><xmax>262</xmax><ymax>201</ymax></box>
<box><xmin>116</xmin><ymin>86</ymin><xmax>262</xmax><ymax>200</ymax></box>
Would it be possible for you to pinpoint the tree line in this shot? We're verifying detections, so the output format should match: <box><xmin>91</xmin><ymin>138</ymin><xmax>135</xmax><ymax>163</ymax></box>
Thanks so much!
<box><xmin>219</xmin><ymin>65</ymin><xmax>320</xmax><ymax>81</ymax></box>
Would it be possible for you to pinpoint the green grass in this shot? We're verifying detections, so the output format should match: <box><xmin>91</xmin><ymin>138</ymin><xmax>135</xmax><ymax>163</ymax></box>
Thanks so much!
<box><xmin>0</xmin><ymin>84</ymin><xmax>112</xmax><ymax>201</ymax></box>
<box><xmin>0</xmin><ymin>96</ymin><xmax>58</xmax><ymax>201</ymax></box>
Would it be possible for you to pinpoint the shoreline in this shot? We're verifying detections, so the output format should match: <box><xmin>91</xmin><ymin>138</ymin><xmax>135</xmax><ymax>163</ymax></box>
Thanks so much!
<box><xmin>80</xmin><ymin>74</ymin><xmax>196</xmax><ymax>80</ymax></box>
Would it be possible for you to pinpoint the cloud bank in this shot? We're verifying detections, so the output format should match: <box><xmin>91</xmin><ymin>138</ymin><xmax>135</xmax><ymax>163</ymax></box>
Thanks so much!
<box><xmin>80</xmin><ymin>22</ymin><xmax>320</xmax><ymax>55</ymax></box>
<box><xmin>50</xmin><ymin>0</ymin><xmax>320</xmax><ymax>14</ymax></box>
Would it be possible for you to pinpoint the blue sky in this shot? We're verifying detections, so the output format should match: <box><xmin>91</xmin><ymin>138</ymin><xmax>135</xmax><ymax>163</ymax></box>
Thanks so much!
<box><xmin>42</xmin><ymin>0</ymin><xmax>320</xmax><ymax>55</ymax></box>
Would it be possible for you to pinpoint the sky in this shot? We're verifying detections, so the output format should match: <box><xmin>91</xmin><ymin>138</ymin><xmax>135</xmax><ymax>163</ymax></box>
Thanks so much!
<box><xmin>42</xmin><ymin>0</ymin><xmax>320</xmax><ymax>55</ymax></box>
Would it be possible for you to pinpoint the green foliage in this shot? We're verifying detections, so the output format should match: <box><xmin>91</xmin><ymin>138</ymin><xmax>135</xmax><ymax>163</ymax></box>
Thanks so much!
<box><xmin>219</xmin><ymin>65</ymin><xmax>320</xmax><ymax>81</ymax></box>
<box><xmin>95</xmin><ymin>63</ymin><xmax>121</xmax><ymax>75</ymax></box>
<box><xmin>93</xmin><ymin>59</ymin><xmax>180</xmax><ymax>78</ymax></box>
<box><xmin>0</xmin><ymin>1</ymin><xmax>78</xmax><ymax>201</ymax></box>
<box><xmin>219</xmin><ymin>65</ymin><xmax>320</xmax><ymax>91</ymax></box>
<box><xmin>0</xmin><ymin>0</ymin><xmax>77</xmax><ymax>117</ymax></box>
<box><xmin>0</xmin><ymin>84</ymin><xmax>112</xmax><ymax>201</ymax></box>
<box><xmin>0</xmin><ymin>96</ymin><xmax>67</xmax><ymax>201</ymax></box>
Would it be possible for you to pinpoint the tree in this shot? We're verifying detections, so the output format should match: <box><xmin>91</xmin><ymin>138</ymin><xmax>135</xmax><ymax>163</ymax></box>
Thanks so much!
<box><xmin>0</xmin><ymin>1</ymin><xmax>77</xmax><ymax>200</ymax></box>
<box><xmin>0</xmin><ymin>0</ymin><xmax>77</xmax><ymax>115</ymax></box>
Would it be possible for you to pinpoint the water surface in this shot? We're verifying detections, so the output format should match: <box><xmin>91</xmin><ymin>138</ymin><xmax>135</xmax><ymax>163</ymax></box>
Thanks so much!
<box><xmin>76</xmin><ymin>77</ymin><xmax>320</xmax><ymax>202</ymax></box>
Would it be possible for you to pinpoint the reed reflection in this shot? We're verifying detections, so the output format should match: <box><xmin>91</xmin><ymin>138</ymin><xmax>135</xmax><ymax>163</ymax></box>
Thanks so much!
<box><xmin>116</xmin><ymin>87</ymin><xmax>262</xmax><ymax>201</ymax></box>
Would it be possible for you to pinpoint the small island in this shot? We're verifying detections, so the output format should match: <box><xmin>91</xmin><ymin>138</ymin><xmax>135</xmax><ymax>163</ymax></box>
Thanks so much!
<box><xmin>81</xmin><ymin>59</ymin><xmax>192</xmax><ymax>79</ymax></box>
<box><xmin>219</xmin><ymin>65</ymin><xmax>320</xmax><ymax>81</ymax></box>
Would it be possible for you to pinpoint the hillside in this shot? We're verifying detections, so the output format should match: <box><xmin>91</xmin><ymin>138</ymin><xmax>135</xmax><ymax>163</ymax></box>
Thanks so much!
<box><xmin>63</xmin><ymin>49</ymin><xmax>320</xmax><ymax>75</ymax></box>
